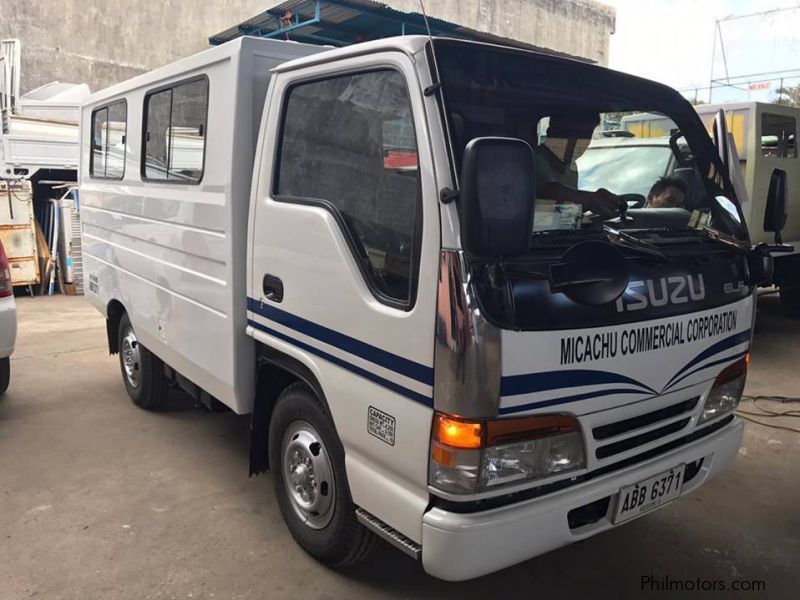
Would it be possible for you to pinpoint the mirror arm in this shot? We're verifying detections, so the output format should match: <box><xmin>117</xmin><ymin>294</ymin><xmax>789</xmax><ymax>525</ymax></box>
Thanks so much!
<box><xmin>753</xmin><ymin>241</ymin><xmax>794</xmax><ymax>255</ymax></box>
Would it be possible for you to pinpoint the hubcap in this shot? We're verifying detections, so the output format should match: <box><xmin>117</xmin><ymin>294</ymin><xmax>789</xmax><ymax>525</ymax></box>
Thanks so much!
<box><xmin>121</xmin><ymin>328</ymin><xmax>141</xmax><ymax>388</ymax></box>
<box><xmin>281</xmin><ymin>421</ymin><xmax>336</xmax><ymax>529</ymax></box>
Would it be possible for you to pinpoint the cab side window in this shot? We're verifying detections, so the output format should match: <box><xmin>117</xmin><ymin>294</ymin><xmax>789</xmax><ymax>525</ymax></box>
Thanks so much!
<box><xmin>275</xmin><ymin>70</ymin><xmax>421</xmax><ymax>307</ymax></box>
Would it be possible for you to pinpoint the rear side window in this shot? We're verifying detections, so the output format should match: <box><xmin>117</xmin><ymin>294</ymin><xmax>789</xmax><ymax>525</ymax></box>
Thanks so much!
<box><xmin>761</xmin><ymin>113</ymin><xmax>797</xmax><ymax>158</ymax></box>
<box><xmin>90</xmin><ymin>100</ymin><xmax>127</xmax><ymax>179</ymax></box>
<box><xmin>142</xmin><ymin>77</ymin><xmax>208</xmax><ymax>183</ymax></box>
<box><xmin>276</xmin><ymin>70</ymin><xmax>421</xmax><ymax>307</ymax></box>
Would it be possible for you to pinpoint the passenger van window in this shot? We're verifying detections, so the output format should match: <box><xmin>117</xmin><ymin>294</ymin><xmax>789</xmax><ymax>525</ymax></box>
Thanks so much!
<box><xmin>761</xmin><ymin>113</ymin><xmax>797</xmax><ymax>158</ymax></box>
<box><xmin>276</xmin><ymin>70</ymin><xmax>420</xmax><ymax>306</ymax></box>
<box><xmin>90</xmin><ymin>100</ymin><xmax>127</xmax><ymax>179</ymax></box>
<box><xmin>142</xmin><ymin>77</ymin><xmax>208</xmax><ymax>183</ymax></box>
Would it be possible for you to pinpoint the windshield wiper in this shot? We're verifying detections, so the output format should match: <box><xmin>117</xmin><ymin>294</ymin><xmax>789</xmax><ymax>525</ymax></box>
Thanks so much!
<box><xmin>695</xmin><ymin>226</ymin><xmax>748</xmax><ymax>251</ymax></box>
<box><xmin>603</xmin><ymin>224</ymin><xmax>668</xmax><ymax>260</ymax></box>
<box><xmin>639</xmin><ymin>226</ymin><xmax>748</xmax><ymax>252</ymax></box>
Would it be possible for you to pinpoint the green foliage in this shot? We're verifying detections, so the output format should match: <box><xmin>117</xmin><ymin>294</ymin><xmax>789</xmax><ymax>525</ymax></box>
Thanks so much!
<box><xmin>773</xmin><ymin>85</ymin><xmax>800</xmax><ymax>107</ymax></box>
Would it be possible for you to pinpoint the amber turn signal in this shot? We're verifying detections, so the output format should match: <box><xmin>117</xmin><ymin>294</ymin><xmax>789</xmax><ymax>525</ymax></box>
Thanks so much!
<box><xmin>433</xmin><ymin>414</ymin><xmax>482</xmax><ymax>449</ymax></box>
<box><xmin>714</xmin><ymin>355</ymin><xmax>748</xmax><ymax>387</ymax></box>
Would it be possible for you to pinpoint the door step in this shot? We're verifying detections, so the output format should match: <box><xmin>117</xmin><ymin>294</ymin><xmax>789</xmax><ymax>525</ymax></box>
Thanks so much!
<box><xmin>355</xmin><ymin>508</ymin><xmax>421</xmax><ymax>560</ymax></box>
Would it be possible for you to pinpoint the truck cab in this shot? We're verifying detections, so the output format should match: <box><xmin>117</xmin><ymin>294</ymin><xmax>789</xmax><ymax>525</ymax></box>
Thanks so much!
<box><xmin>80</xmin><ymin>35</ymin><xmax>787</xmax><ymax>581</ymax></box>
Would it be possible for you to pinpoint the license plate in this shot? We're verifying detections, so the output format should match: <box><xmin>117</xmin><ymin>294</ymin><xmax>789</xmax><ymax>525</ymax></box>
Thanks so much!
<box><xmin>614</xmin><ymin>464</ymin><xmax>685</xmax><ymax>524</ymax></box>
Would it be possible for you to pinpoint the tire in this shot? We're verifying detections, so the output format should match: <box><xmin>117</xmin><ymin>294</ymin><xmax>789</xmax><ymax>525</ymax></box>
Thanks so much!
<box><xmin>269</xmin><ymin>382</ymin><xmax>376</xmax><ymax>567</ymax></box>
<box><xmin>779</xmin><ymin>286</ymin><xmax>800</xmax><ymax>317</ymax></box>
<box><xmin>117</xmin><ymin>314</ymin><xmax>167</xmax><ymax>410</ymax></box>
<box><xmin>0</xmin><ymin>356</ymin><xmax>9</xmax><ymax>396</ymax></box>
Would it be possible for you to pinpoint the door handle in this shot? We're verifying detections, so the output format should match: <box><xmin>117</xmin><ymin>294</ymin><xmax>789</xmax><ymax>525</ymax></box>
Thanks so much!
<box><xmin>262</xmin><ymin>274</ymin><xmax>284</xmax><ymax>303</ymax></box>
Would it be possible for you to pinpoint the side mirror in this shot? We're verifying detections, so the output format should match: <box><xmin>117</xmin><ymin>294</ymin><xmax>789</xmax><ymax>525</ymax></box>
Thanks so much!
<box><xmin>459</xmin><ymin>137</ymin><xmax>534</xmax><ymax>259</ymax></box>
<box><xmin>764</xmin><ymin>168</ymin><xmax>788</xmax><ymax>240</ymax></box>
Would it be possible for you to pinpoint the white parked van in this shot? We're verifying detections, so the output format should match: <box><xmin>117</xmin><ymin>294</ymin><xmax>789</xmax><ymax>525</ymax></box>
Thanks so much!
<box><xmin>0</xmin><ymin>239</ymin><xmax>16</xmax><ymax>394</ymax></box>
<box><xmin>79</xmin><ymin>36</ymin><xmax>788</xmax><ymax>581</ymax></box>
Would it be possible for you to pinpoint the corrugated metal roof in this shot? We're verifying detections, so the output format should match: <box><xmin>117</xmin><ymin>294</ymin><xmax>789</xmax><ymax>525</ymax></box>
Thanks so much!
<box><xmin>209</xmin><ymin>0</ymin><xmax>585</xmax><ymax>61</ymax></box>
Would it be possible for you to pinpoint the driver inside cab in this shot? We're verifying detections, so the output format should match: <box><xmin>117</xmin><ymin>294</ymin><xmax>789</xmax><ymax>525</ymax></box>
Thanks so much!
<box><xmin>644</xmin><ymin>176</ymin><xmax>688</xmax><ymax>208</ymax></box>
<box><xmin>535</xmin><ymin>113</ymin><xmax>624</xmax><ymax>219</ymax></box>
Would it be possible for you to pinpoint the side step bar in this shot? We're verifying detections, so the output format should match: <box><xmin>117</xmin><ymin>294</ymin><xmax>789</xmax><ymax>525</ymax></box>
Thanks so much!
<box><xmin>355</xmin><ymin>508</ymin><xmax>422</xmax><ymax>560</ymax></box>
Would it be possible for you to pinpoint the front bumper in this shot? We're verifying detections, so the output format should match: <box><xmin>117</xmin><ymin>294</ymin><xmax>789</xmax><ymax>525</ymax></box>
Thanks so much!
<box><xmin>421</xmin><ymin>418</ymin><xmax>743</xmax><ymax>581</ymax></box>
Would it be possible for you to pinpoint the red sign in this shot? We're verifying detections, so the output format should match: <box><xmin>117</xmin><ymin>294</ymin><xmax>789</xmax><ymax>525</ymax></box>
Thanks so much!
<box><xmin>748</xmin><ymin>82</ymin><xmax>771</xmax><ymax>91</ymax></box>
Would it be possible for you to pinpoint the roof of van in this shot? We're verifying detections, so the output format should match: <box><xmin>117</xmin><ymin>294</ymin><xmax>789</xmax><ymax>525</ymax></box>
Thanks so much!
<box><xmin>84</xmin><ymin>34</ymin><xmax>690</xmax><ymax>116</ymax></box>
<box><xmin>84</xmin><ymin>34</ymin><xmax>601</xmax><ymax>107</ymax></box>
<box><xmin>82</xmin><ymin>36</ymin><xmax>324</xmax><ymax>107</ymax></box>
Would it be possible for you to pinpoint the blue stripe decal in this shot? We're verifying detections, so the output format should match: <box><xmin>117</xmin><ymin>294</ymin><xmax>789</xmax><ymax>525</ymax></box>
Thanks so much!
<box><xmin>501</xmin><ymin>369</ymin><xmax>655</xmax><ymax>398</ymax></box>
<box><xmin>664</xmin><ymin>350</ymin><xmax>749</xmax><ymax>392</ymax></box>
<box><xmin>247</xmin><ymin>297</ymin><xmax>433</xmax><ymax>386</ymax></box>
<box><xmin>665</xmin><ymin>330</ymin><xmax>750</xmax><ymax>388</ymax></box>
<box><xmin>499</xmin><ymin>388</ymin><xmax>647</xmax><ymax>415</ymax></box>
<box><xmin>248</xmin><ymin>318</ymin><xmax>432</xmax><ymax>407</ymax></box>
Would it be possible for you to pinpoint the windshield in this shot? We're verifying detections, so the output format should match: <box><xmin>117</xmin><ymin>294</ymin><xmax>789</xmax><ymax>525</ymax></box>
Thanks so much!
<box><xmin>433</xmin><ymin>40</ymin><xmax>747</xmax><ymax>245</ymax></box>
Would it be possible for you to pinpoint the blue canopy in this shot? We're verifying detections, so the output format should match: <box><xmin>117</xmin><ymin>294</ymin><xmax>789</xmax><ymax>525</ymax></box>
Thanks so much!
<box><xmin>208</xmin><ymin>0</ymin><xmax>572</xmax><ymax>58</ymax></box>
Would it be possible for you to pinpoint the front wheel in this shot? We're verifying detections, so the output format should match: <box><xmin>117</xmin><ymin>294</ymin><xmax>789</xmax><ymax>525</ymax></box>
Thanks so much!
<box><xmin>117</xmin><ymin>314</ymin><xmax>167</xmax><ymax>410</ymax></box>
<box><xmin>268</xmin><ymin>382</ymin><xmax>376</xmax><ymax>567</ymax></box>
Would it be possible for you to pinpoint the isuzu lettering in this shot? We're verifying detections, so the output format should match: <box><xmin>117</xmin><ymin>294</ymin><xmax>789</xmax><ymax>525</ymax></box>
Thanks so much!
<box><xmin>79</xmin><ymin>36</ymin><xmax>789</xmax><ymax>580</ymax></box>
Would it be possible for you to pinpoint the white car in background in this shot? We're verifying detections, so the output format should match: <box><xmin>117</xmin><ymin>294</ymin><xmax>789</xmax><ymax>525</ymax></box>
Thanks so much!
<box><xmin>0</xmin><ymin>239</ymin><xmax>16</xmax><ymax>395</ymax></box>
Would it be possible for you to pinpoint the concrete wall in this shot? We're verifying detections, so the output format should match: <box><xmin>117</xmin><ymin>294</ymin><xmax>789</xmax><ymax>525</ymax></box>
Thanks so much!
<box><xmin>388</xmin><ymin>0</ymin><xmax>615</xmax><ymax>66</ymax></box>
<box><xmin>0</xmin><ymin>0</ymin><xmax>614</xmax><ymax>94</ymax></box>
<box><xmin>0</xmin><ymin>0</ymin><xmax>267</xmax><ymax>94</ymax></box>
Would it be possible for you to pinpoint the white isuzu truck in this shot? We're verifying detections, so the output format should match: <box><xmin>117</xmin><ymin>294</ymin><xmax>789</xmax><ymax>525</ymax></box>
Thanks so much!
<box><xmin>79</xmin><ymin>36</ymin><xmax>789</xmax><ymax>580</ymax></box>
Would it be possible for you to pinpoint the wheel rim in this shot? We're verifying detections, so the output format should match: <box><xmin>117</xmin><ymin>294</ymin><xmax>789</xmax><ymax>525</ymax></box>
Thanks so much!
<box><xmin>281</xmin><ymin>421</ymin><xmax>336</xmax><ymax>530</ymax></box>
<box><xmin>121</xmin><ymin>328</ymin><xmax>141</xmax><ymax>389</ymax></box>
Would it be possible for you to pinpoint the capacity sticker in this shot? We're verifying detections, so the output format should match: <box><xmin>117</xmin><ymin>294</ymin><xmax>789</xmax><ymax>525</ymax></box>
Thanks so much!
<box><xmin>368</xmin><ymin>406</ymin><xmax>396</xmax><ymax>446</ymax></box>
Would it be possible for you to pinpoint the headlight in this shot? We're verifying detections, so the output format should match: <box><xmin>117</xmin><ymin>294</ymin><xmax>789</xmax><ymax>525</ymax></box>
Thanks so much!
<box><xmin>699</xmin><ymin>355</ymin><xmax>748</xmax><ymax>424</ymax></box>
<box><xmin>429</xmin><ymin>413</ymin><xmax>585</xmax><ymax>494</ymax></box>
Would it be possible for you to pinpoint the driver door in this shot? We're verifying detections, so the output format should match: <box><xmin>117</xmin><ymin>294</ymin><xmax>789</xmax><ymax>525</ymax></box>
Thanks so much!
<box><xmin>247</xmin><ymin>51</ymin><xmax>441</xmax><ymax>539</ymax></box>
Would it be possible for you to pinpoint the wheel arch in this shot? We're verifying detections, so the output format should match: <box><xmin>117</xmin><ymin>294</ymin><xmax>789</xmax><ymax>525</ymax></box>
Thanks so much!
<box><xmin>250</xmin><ymin>342</ymin><xmax>330</xmax><ymax>476</ymax></box>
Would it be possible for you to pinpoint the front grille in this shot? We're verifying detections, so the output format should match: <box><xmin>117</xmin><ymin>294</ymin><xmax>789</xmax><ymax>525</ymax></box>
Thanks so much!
<box><xmin>593</xmin><ymin>398</ymin><xmax>699</xmax><ymax>440</ymax></box>
<box><xmin>596</xmin><ymin>418</ymin><xmax>691</xmax><ymax>458</ymax></box>
<box><xmin>592</xmin><ymin>397</ymin><xmax>700</xmax><ymax>460</ymax></box>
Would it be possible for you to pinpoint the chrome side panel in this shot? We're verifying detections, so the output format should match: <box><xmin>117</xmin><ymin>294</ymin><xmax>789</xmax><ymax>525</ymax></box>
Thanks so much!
<box><xmin>434</xmin><ymin>249</ymin><xmax>501</xmax><ymax>418</ymax></box>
